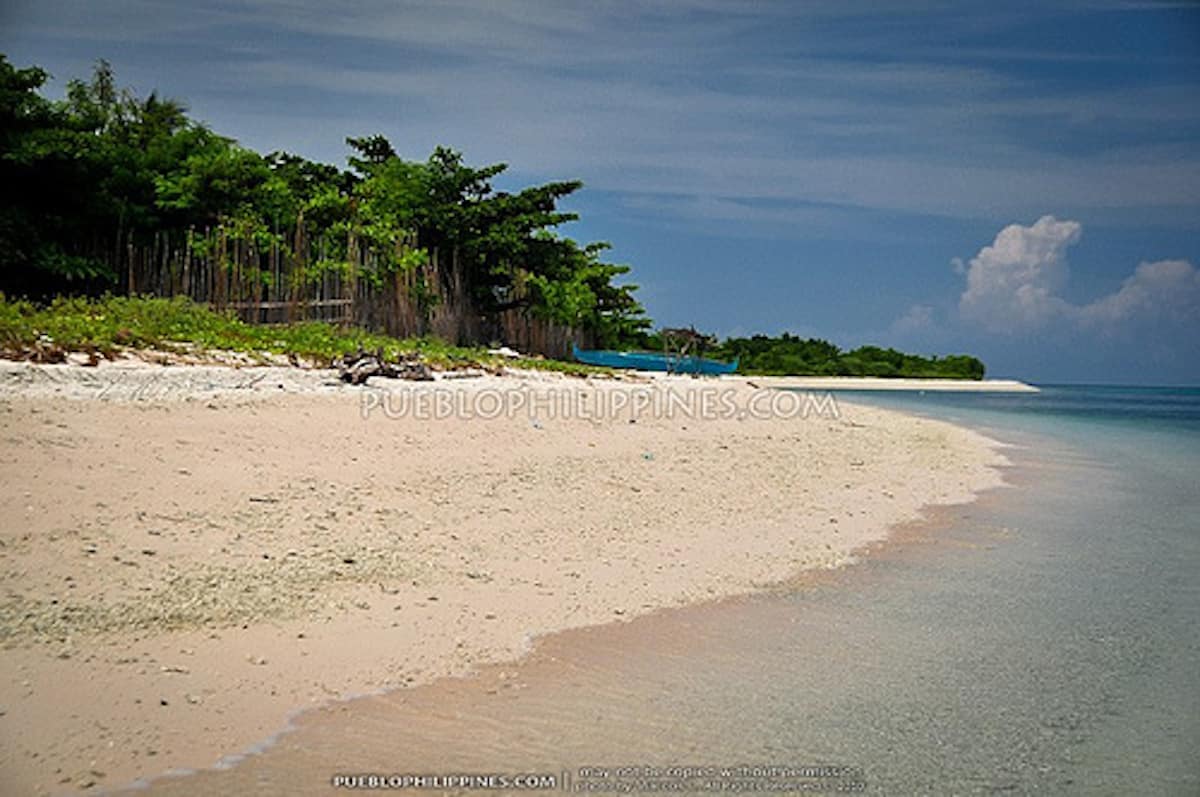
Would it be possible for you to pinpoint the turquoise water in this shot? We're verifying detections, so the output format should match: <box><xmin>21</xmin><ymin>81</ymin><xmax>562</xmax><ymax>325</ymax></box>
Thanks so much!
<box><xmin>830</xmin><ymin>383</ymin><xmax>1200</xmax><ymax>441</ymax></box>
<box><xmin>135</xmin><ymin>385</ymin><xmax>1200</xmax><ymax>796</ymax></box>
<box><xmin>814</xmin><ymin>385</ymin><xmax>1200</xmax><ymax>792</ymax></box>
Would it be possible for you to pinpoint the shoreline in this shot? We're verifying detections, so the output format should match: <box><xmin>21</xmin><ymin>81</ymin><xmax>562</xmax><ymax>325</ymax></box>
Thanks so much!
<box><xmin>0</xmin><ymin>360</ymin><xmax>1009</xmax><ymax>795</ymax></box>
<box><xmin>139</xmin><ymin>468</ymin><xmax>1026</xmax><ymax>796</ymax></box>
<box><xmin>741</xmin><ymin>375</ymin><xmax>1038</xmax><ymax>392</ymax></box>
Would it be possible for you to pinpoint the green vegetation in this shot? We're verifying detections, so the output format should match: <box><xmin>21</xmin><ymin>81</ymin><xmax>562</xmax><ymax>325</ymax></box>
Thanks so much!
<box><xmin>706</xmin><ymin>334</ymin><xmax>985</xmax><ymax>379</ymax></box>
<box><xmin>0</xmin><ymin>56</ymin><xmax>649</xmax><ymax>348</ymax></box>
<box><xmin>0</xmin><ymin>294</ymin><xmax>603</xmax><ymax>374</ymax></box>
<box><xmin>0</xmin><ymin>54</ymin><xmax>986</xmax><ymax>379</ymax></box>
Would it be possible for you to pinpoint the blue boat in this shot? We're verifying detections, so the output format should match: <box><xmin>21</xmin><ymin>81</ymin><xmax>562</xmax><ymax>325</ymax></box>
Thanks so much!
<box><xmin>572</xmin><ymin>344</ymin><xmax>739</xmax><ymax>375</ymax></box>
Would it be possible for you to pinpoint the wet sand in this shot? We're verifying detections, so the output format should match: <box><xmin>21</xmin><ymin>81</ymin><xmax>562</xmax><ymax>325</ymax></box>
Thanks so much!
<box><xmin>0</xmin><ymin>361</ymin><xmax>1006</xmax><ymax>794</ymax></box>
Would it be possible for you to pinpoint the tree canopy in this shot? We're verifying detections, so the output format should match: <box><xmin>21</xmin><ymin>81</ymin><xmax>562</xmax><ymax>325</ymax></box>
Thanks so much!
<box><xmin>706</xmin><ymin>333</ymin><xmax>985</xmax><ymax>379</ymax></box>
<box><xmin>0</xmin><ymin>55</ymin><xmax>649</xmax><ymax>347</ymax></box>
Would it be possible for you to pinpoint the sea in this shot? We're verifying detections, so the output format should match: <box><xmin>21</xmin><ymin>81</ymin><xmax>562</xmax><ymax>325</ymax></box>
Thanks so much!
<box><xmin>132</xmin><ymin>385</ymin><xmax>1200</xmax><ymax>796</ymax></box>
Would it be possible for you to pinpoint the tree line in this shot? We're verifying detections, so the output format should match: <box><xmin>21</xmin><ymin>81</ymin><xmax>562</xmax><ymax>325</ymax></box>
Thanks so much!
<box><xmin>0</xmin><ymin>56</ymin><xmax>649</xmax><ymax>351</ymax></box>
<box><xmin>706</xmin><ymin>334</ymin><xmax>986</xmax><ymax>379</ymax></box>
<box><xmin>1</xmin><ymin>55</ymin><xmax>985</xmax><ymax>376</ymax></box>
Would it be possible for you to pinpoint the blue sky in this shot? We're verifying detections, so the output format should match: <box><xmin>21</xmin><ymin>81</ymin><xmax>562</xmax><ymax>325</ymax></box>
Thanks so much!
<box><xmin>2</xmin><ymin>1</ymin><xmax>1198</xmax><ymax>383</ymax></box>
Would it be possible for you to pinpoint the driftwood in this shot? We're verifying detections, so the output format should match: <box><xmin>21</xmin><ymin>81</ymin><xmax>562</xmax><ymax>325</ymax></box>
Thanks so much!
<box><xmin>335</xmin><ymin>349</ymin><xmax>434</xmax><ymax>385</ymax></box>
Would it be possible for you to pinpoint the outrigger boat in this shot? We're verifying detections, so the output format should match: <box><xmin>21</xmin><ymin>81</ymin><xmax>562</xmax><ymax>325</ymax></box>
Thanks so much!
<box><xmin>572</xmin><ymin>344</ymin><xmax>739</xmax><ymax>375</ymax></box>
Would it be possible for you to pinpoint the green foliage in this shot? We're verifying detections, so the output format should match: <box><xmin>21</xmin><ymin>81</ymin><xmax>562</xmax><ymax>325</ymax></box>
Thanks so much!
<box><xmin>0</xmin><ymin>56</ymin><xmax>647</xmax><ymax>348</ymax></box>
<box><xmin>710</xmin><ymin>334</ymin><xmax>985</xmax><ymax>379</ymax></box>
<box><xmin>0</xmin><ymin>55</ymin><xmax>658</xmax><ymax>350</ymax></box>
<box><xmin>155</xmin><ymin>146</ymin><xmax>271</xmax><ymax>221</ymax></box>
<box><xmin>1</xmin><ymin>55</ymin><xmax>114</xmax><ymax>288</ymax></box>
<box><xmin>0</xmin><ymin>57</ymin><xmax>981</xmax><ymax>375</ymax></box>
<box><xmin>302</xmin><ymin>258</ymin><xmax>354</xmax><ymax>287</ymax></box>
<box><xmin>0</xmin><ymin>294</ymin><xmax>610</xmax><ymax>373</ymax></box>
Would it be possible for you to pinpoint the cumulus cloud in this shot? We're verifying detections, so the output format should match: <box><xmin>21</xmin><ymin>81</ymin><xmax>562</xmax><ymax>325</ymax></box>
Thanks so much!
<box><xmin>957</xmin><ymin>215</ymin><xmax>1199</xmax><ymax>334</ymax></box>
<box><xmin>959</xmin><ymin>215</ymin><xmax>1080</xmax><ymax>332</ymax></box>
<box><xmin>1077</xmin><ymin>258</ymin><xmax>1200</xmax><ymax>327</ymax></box>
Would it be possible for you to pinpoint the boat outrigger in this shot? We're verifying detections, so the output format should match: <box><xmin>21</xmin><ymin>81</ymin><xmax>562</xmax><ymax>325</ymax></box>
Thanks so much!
<box><xmin>572</xmin><ymin>344</ymin><xmax>739</xmax><ymax>375</ymax></box>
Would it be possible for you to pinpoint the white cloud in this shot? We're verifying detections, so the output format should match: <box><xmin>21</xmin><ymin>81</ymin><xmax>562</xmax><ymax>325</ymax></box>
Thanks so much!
<box><xmin>959</xmin><ymin>215</ymin><xmax>1080</xmax><ymax>332</ymax></box>
<box><xmin>958</xmin><ymin>216</ymin><xmax>1199</xmax><ymax>334</ymax></box>
<box><xmin>1077</xmin><ymin>259</ymin><xmax>1200</xmax><ymax>327</ymax></box>
<box><xmin>892</xmin><ymin>303</ymin><xmax>935</xmax><ymax>334</ymax></box>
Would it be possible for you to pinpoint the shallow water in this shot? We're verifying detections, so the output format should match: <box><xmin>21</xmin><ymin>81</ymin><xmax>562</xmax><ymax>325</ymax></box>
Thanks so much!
<box><xmin>131</xmin><ymin>386</ymin><xmax>1200</xmax><ymax>795</ymax></box>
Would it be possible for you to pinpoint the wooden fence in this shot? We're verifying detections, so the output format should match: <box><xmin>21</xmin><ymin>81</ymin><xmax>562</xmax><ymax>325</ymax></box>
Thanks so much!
<box><xmin>118</xmin><ymin>227</ymin><xmax>585</xmax><ymax>358</ymax></box>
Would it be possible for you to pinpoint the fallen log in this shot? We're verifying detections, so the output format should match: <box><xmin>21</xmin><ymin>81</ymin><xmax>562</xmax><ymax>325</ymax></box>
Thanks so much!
<box><xmin>335</xmin><ymin>349</ymin><xmax>434</xmax><ymax>384</ymax></box>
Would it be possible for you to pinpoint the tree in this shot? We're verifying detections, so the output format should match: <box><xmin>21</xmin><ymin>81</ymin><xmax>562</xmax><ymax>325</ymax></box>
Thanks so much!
<box><xmin>1</xmin><ymin>56</ymin><xmax>116</xmax><ymax>290</ymax></box>
<box><xmin>0</xmin><ymin>58</ymin><xmax>655</xmax><ymax>352</ymax></box>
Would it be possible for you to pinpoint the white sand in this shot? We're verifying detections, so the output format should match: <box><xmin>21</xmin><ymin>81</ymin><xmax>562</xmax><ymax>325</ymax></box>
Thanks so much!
<box><xmin>742</xmin><ymin>376</ymin><xmax>1038</xmax><ymax>392</ymax></box>
<box><xmin>0</xmin><ymin>360</ymin><xmax>1008</xmax><ymax>794</ymax></box>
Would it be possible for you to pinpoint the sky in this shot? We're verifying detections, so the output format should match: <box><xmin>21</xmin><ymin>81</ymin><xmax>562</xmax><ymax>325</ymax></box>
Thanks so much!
<box><xmin>2</xmin><ymin>1</ymin><xmax>1198</xmax><ymax>384</ymax></box>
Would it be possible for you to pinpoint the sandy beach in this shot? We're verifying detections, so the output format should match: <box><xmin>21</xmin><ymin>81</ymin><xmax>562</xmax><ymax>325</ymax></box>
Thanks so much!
<box><xmin>745</xmin><ymin>376</ymin><xmax>1040</xmax><ymax>392</ymax></box>
<box><xmin>0</xmin><ymin>360</ymin><xmax>1008</xmax><ymax>794</ymax></box>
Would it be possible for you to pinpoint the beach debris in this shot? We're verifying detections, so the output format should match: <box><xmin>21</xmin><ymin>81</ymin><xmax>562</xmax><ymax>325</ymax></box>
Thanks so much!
<box><xmin>5</xmin><ymin>334</ymin><xmax>68</xmax><ymax>364</ymax></box>
<box><xmin>66</xmin><ymin>350</ymin><xmax>101</xmax><ymax>367</ymax></box>
<box><xmin>487</xmin><ymin>346</ymin><xmax>523</xmax><ymax>358</ymax></box>
<box><xmin>335</xmin><ymin>349</ymin><xmax>433</xmax><ymax>385</ymax></box>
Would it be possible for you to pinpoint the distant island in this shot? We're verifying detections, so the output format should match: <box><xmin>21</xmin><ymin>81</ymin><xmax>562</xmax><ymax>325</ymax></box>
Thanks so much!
<box><xmin>0</xmin><ymin>56</ymin><xmax>985</xmax><ymax>380</ymax></box>
<box><xmin>707</xmin><ymin>334</ymin><xmax>985</xmax><ymax>380</ymax></box>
